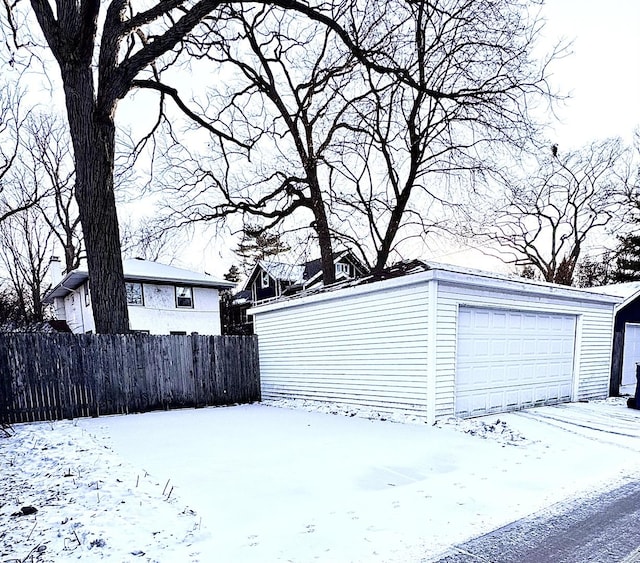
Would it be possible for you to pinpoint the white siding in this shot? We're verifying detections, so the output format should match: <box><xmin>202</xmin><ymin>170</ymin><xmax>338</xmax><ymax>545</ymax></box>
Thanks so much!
<box><xmin>621</xmin><ymin>323</ymin><xmax>640</xmax><ymax>392</ymax></box>
<box><xmin>62</xmin><ymin>283</ymin><xmax>222</xmax><ymax>334</ymax></box>
<box><xmin>61</xmin><ymin>282</ymin><xmax>95</xmax><ymax>334</ymax></box>
<box><xmin>576</xmin><ymin>304</ymin><xmax>617</xmax><ymax>400</ymax></box>
<box><xmin>252</xmin><ymin>268</ymin><xmax>618</xmax><ymax>421</ymax></box>
<box><xmin>255</xmin><ymin>283</ymin><xmax>430</xmax><ymax>415</ymax></box>
<box><xmin>435</xmin><ymin>281</ymin><xmax>616</xmax><ymax>417</ymax></box>
<box><xmin>128</xmin><ymin>285</ymin><xmax>222</xmax><ymax>334</ymax></box>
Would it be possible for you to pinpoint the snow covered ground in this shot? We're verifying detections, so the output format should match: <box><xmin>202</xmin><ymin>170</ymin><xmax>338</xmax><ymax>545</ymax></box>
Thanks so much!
<box><xmin>2</xmin><ymin>398</ymin><xmax>640</xmax><ymax>562</ymax></box>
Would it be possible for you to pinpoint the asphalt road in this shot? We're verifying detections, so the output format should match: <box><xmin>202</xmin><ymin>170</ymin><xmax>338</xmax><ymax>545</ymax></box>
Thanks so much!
<box><xmin>433</xmin><ymin>480</ymin><xmax>640</xmax><ymax>563</ymax></box>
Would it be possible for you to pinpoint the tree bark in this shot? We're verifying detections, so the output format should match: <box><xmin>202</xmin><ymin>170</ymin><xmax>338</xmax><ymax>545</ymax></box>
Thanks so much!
<box><xmin>29</xmin><ymin>0</ymin><xmax>129</xmax><ymax>333</ymax></box>
<box><xmin>61</xmin><ymin>66</ymin><xmax>129</xmax><ymax>334</ymax></box>
<box><xmin>307</xmin><ymin>169</ymin><xmax>335</xmax><ymax>285</ymax></box>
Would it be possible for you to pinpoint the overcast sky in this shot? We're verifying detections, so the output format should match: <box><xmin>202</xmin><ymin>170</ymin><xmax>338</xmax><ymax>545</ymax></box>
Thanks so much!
<box><xmin>38</xmin><ymin>1</ymin><xmax>637</xmax><ymax>276</ymax></box>
<box><xmin>540</xmin><ymin>0</ymin><xmax>640</xmax><ymax>148</ymax></box>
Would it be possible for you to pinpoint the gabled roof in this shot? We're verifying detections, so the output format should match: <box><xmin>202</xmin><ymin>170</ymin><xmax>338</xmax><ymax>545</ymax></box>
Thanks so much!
<box><xmin>242</xmin><ymin>250</ymin><xmax>367</xmax><ymax>292</ymax></box>
<box><xmin>121</xmin><ymin>259</ymin><xmax>233</xmax><ymax>288</ymax></box>
<box><xmin>302</xmin><ymin>249</ymin><xmax>366</xmax><ymax>287</ymax></box>
<box><xmin>43</xmin><ymin>258</ymin><xmax>233</xmax><ymax>303</ymax></box>
<box><xmin>259</xmin><ymin>261</ymin><xmax>306</xmax><ymax>284</ymax></box>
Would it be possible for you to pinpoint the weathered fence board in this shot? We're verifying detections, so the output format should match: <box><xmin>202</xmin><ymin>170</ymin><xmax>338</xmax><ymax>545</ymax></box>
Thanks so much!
<box><xmin>0</xmin><ymin>333</ymin><xmax>260</xmax><ymax>424</ymax></box>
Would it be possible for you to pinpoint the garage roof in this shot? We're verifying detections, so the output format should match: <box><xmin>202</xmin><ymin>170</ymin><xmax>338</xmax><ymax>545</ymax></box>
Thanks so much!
<box><xmin>250</xmin><ymin>260</ymin><xmax>623</xmax><ymax>314</ymax></box>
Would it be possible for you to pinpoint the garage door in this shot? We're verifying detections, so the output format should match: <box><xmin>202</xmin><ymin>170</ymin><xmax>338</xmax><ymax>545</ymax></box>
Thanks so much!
<box><xmin>456</xmin><ymin>307</ymin><xmax>576</xmax><ymax>417</ymax></box>
<box><xmin>621</xmin><ymin>323</ymin><xmax>640</xmax><ymax>393</ymax></box>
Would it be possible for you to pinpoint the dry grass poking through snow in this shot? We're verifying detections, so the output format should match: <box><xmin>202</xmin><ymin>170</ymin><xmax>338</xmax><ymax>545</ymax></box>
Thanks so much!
<box><xmin>264</xmin><ymin>398</ymin><xmax>528</xmax><ymax>446</ymax></box>
<box><xmin>0</xmin><ymin>420</ymin><xmax>204</xmax><ymax>562</ymax></box>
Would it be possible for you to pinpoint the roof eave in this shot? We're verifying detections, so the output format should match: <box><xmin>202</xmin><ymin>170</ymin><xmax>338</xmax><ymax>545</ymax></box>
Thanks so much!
<box><xmin>123</xmin><ymin>274</ymin><xmax>233</xmax><ymax>289</ymax></box>
<box><xmin>42</xmin><ymin>270</ymin><xmax>89</xmax><ymax>303</ymax></box>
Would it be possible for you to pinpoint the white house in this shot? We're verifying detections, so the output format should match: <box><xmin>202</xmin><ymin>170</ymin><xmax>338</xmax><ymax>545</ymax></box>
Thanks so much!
<box><xmin>250</xmin><ymin>261</ymin><xmax>622</xmax><ymax>421</ymax></box>
<box><xmin>44</xmin><ymin>258</ymin><xmax>234</xmax><ymax>335</ymax></box>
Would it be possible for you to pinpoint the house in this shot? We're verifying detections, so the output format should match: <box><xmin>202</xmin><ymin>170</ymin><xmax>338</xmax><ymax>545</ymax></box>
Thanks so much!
<box><xmin>249</xmin><ymin>260</ymin><xmax>622</xmax><ymax>421</ymax></box>
<box><xmin>243</xmin><ymin>250</ymin><xmax>367</xmax><ymax>303</ymax></box>
<box><xmin>586</xmin><ymin>281</ymin><xmax>640</xmax><ymax>396</ymax></box>
<box><xmin>227</xmin><ymin>250</ymin><xmax>367</xmax><ymax>334</ymax></box>
<box><xmin>43</xmin><ymin>258</ymin><xmax>234</xmax><ymax>335</ymax></box>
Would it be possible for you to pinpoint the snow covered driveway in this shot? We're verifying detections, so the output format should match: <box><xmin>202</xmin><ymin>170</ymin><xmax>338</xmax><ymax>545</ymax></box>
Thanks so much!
<box><xmin>3</xmin><ymin>399</ymin><xmax>640</xmax><ymax>562</ymax></box>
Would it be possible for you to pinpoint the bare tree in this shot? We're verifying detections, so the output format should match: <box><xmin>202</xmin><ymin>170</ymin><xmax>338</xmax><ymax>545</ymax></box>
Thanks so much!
<box><xmin>3</xmin><ymin>0</ymin><xmax>560</xmax><ymax>331</ymax></box>
<box><xmin>0</xmin><ymin>208</ymin><xmax>53</xmax><ymax>321</ymax></box>
<box><xmin>575</xmin><ymin>251</ymin><xmax>612</xmax><ymax>288</ymax></box>
<box><xmin>475</xmin><ymin>138</ymin><xmax>632</xmax><ymax>285</ymax></box>
<box><xmin>332</xmin><ymin>0</ymin><xmax>561</xmax><ymax>273</ymax></box>
<box><xmin>25</xmin><ymin>114</ymin><xmax>83</xmax><ymax>273</ymax></box>
<box><xmin>157</xmin><ymin>6</ymin><xmax>375</xmax><ymax>284</ymax></box>
<box><xmin>0</xmin><ymin>81</ymin><xmax>43</xmax><ymax>223</ymax></box>
<box><xmin>0</xmin><ymin>113</ymin><xmax>82</xmax><ymax>321</ymax></box>
<box><xmin>120</xmin><ymin>219</ymin><xmax>184</xmax><ymax>263</ymax></box>
<box><xmin>157</xmin><ymin>0</ymin><xmax>558</xmax><ymax>278</ymax></box>
<box><xmin>3</xmin><ymin>0</ymin><xmax>376</xmax><ymax>332</ymax></box>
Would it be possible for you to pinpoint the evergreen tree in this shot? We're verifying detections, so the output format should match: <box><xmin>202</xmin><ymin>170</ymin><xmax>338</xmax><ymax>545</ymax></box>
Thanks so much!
<box><xmin>219</xmin><ymin>264</ymin><xmax>252</xmax><ymax>335</ymax></box>
<box><xmin>223</xmin><ymin>265</ymin><xmax>242</xmax><ymax>284</ymax></box>
<box><xmin>575</xmin><ymin>253</ymin><xmax>612</xmax><ymax>287</ymax></box>
<box><xmin>235</xmin><ymin>225</ymin><xmax>290</xmax><ymax>275</ymax></box>
<box><xmin>612</xmin><ymin>235</ymin><xmax>640</xmax><ymax>282</ymax></box>
<box><xmin>518</xmin><ymin>265</ymin><xmax>539</xmax><ymax>280</ymax></box>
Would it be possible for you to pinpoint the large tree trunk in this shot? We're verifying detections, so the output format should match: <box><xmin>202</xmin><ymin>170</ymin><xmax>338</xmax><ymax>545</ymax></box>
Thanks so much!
<box><xmin>61</xmin><ymin>67</ymin><xmax>129</xmax><ymax>334</ymax></box>
<box><xmin>315</xmin><ymin>210</ymin><xmax>335</xmax><ymax>286</ymax></box>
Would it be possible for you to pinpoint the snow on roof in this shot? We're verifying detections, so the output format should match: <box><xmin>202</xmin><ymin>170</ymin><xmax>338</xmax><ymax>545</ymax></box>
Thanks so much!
<box><xmin>122</xmin><ymin>259</ymin><xmax>232</xmax><ymax>288</ymax></box>
<box><xmin>258</xmin><ymin>260</ymin><xmax>306</xmax><ymax>284</ymax></box>
<box><xmin>250</xmin><ymin>259</ymin><xmax>623</xmax><ymax>314</ymax></box>
<box><xmin>582</xmin><ymin>281</ymin><xmax>640</xmax><ymax>309</ymax></box>
<box><xmin>43</xmin><ymin>258</ymin><xmax>232</xmax><ymax>302</ymax></box>
<box><xmin>584</xmin><ymin>281</ymin><xmax>640</xmax><ymax>299</ymax></box>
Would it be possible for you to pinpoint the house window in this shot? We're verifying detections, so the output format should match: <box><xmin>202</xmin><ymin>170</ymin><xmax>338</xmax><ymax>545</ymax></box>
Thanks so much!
<box><xmin>176</xmin><ymin>286</ymin><xmax>193</xmax><ymax>308</ymax></box>
<box><xmin>84</xmin><ymin>284</ymin><xmax>90</xmax><ymax>307</ymax></box>
<box><xmin>170</xmin><ymin>331</ymin><xmax>187</xmax><ymax>336</ymax></box>
<box><xmin>335</xmin><ymin>262</ymin><xmax>350</xmax><ymax>277</ymax></box>
<box><xmin>126</xmin><ymin>282</ymin><xmax>144</xmax><ymax>305</ymax></box>
<box><xmin>260</xmin><ymin>270</ymin><xmax>270</xmax><ymax>289</ymax></box>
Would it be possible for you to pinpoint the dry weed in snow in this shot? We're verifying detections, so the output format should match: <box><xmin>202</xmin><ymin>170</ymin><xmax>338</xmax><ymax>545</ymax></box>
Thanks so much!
<box><xmin>263</xmin><ymin>398</ymin><xmax>429</xmax><ymax>425</ymax></box>
<box><xmin>0</xmin><ymin>420</ymin><xmax>204</xmax><ymax>562</ymax></box>
<box><xmin>434</xmin><ymin>417</ymin><xmax>528</xmax><ymax>446</ymax></box>
<box><xmin>264</xmin><ymin>398</ymin><xmax>528</xmax><ymax>445</ymax></box>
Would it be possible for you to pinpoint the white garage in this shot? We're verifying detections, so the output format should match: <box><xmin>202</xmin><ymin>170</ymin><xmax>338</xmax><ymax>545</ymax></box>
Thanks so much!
<box><xmin>251</xmin><ymin>262</ymin><xmax>621</xmax><ymax>422</ymax></box>
<box><xmin>455</xmin><ymin>307</ymin><xmax>576</xmax><ymax>417</ymax></box>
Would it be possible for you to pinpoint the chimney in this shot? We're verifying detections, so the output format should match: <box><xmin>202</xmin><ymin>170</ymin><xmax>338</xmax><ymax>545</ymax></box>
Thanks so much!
<box><xmin>50</xmin><ymin>256</ymin><xmax>63</xmax><ymax>283</ymax></box>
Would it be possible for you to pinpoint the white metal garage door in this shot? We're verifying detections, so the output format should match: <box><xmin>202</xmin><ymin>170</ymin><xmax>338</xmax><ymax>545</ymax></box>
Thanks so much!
<box><xmin>456</xmin><ymin>307</ymin><xmax>576</xmax><ymax>417</ymax></box>
<box><xmin>621</xmin><ymin>323</ymin><xmax>640</xmax><ymax>394</ymax></box>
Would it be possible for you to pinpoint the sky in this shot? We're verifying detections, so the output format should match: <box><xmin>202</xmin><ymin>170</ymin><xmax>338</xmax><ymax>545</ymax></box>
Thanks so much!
<box><xmin>45</xmin><ymin>0</ymin><xmax>640</xmax><ymax>279</ymax></box>
<box><xmin>224</xmin><ymin>1</ymin><xmax>640</xmax><ymax>275</ymax></box>
<box><xmin>426</xmin><ymin>0</ymin><xmax>640</xmax><ymax>270</ymax></box>
<box><xmin>539</xmin><ymin>0</ymin><xmax>640</xmax><ymax>149</ymax></box>
<box><xmin>12</xmin><ymin>1</ymin><xmax>639</xmax><ymax>280</ymax></box>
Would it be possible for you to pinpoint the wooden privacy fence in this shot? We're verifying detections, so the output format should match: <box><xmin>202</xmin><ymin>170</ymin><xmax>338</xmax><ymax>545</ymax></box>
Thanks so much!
<box><xmin>0</xmin><ymin>333</ymin><xmax>260</xmax><ymax>424</ymax></box>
